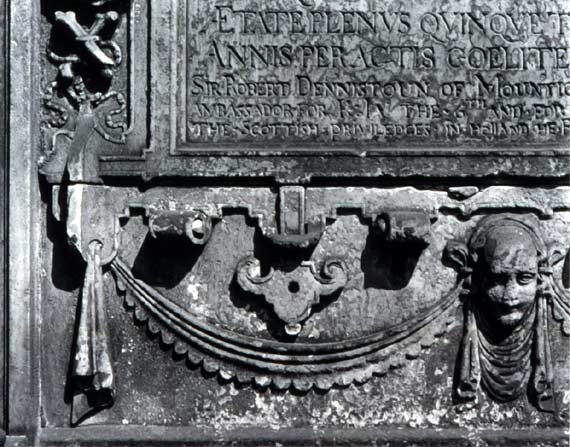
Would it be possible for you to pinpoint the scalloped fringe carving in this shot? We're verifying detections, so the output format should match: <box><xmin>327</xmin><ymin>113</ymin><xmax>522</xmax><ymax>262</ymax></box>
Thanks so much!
<box><xmin>111</xmin><ymin>256</ymin><xmax>460</xmax><ymax>391</ymax></box>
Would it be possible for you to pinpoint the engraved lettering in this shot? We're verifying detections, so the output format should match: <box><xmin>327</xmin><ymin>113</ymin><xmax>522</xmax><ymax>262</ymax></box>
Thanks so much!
<box><xmin>183</xmin><ymin>2</ymin><xmax>570</xmax><ymax>145</ymax></box>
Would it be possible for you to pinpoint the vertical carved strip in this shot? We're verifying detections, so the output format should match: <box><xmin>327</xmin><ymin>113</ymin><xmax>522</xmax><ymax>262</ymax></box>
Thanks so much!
<box><xmin>8</xmin><ymin>0</ymin><xmax>40</xmax><ymax>436</ymax></box>
<box><xmin>456</xmin><ymin>298</ymin><xmax>480</xmax><ymax>408</ymax></box>
<box><xmin>533</xmin><ymin>294</ymin><xmax>554</xmax><ymax>412</ymax></box>
<box><xmin>71</xmin><ymin>241</ymin><xmax>115</xmax><ymax>425</ymax></box>
<box><xmin>0</xmin><ymin>0</ymin><xmax>6</xmax><ymax>437</ymax></box>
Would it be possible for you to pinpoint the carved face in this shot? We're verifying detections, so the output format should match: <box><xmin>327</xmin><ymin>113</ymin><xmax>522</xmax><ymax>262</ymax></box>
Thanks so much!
<box><xmin>478</xmin><ymin>225</ymin><xmax>539</xmax><ymax>328</ymax></box>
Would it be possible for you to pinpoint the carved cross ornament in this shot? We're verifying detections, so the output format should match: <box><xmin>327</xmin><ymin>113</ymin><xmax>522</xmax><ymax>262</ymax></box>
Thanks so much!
<box><xmin>48</xmin><ymin>11</ymin><xmax>122</xmax><ymax>87</ymax></box>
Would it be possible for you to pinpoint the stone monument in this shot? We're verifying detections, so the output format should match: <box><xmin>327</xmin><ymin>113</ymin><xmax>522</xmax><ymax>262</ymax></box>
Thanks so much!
<box><xmin>3</xmin><ymin>0</ymin><xmax>569</xmax><ymax>445</ymax></box>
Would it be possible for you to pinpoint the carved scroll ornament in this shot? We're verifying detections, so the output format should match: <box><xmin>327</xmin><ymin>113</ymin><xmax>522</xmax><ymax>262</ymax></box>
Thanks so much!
<box><xmin>236</xmin><ymin>257</ymin><xmax>348</xmax><ymax>336</ymax></box>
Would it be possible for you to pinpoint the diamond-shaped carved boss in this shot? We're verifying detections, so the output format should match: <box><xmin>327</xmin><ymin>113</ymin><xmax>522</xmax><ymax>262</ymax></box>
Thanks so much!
<box><xmin>236</xmin><ymin>257</ymin><xmax>348</xmax><ymax>336</ymax></box>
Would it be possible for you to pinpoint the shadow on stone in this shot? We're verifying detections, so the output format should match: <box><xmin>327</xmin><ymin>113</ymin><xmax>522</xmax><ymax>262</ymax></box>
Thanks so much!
<box><xmin>562</xmin><ymin>249</ymin><xmax>569</xmax><ymax>289</ymax></box>
<box><xmin>46</xmin><ymin>177</ymin><xmax>85</xmax><ymax>292</ymax></box>
<box><xmin>131</xmin><ymin>233</ymin><xmax>202</xmax><ymax>290</ymax></box>
<box><xmin>360</xmin><ymin>231</ymin><xmax>424</xmax><ymax>290</ymax></box>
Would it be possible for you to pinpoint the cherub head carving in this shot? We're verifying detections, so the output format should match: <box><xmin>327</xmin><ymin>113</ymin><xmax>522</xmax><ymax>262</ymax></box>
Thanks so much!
<box><xmin>468</xmin><ymin>216</ymin><xmax>548</xmax><ymax>331</ymax></box>
<box><xmin>444</xmin><ymin>214</ymin><xmax>569</xmax><ymax>413</ymax></box>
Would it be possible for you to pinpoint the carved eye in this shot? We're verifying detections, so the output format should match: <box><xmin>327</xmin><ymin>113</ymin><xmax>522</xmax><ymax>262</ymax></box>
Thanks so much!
<box><xmin>517</xmin><ymin>272</ymin><xmax>536</xmax><ymax>285</ymax></box>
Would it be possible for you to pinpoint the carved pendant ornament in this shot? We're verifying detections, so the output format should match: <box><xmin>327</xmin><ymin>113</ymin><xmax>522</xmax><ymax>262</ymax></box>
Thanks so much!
<box><xmin>71</xmin><ymin>241</ymin><xmax>115</xmax><ymax>423</ymax></box>
<box><xmin>55</xmin><ymin>183</ymin><xmax>570</xmax><ymax>424</ymax></box>
<box><xmin>236</xmin><ymin>257</ymin><xmax>348</xmax><ymax>336</ymax></box>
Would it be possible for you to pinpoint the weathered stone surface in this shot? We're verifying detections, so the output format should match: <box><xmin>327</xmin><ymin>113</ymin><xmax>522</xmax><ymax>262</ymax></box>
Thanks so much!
<box><xmin>4</xmin><ymin>0</ymin><xmax>570</xmax><ymax>445</ymax></box>
<box><xmin>0</xmin><ymin>0</ymin><xmax>5</xmax><ymax>439</ymax></box>
<box><xmin>37</xmin><ymin>185</ymin><xmax>570</xmax><ymax>442</ymax></box>
<box><xmin>182</xmin><ymin>0</ymin><xmax>570</xmax><ymax>146</ymax></box>
<box><xmin>37</xmin><ymin>0</ymin><xmax>570</xmax><ymax>181</ymax></box>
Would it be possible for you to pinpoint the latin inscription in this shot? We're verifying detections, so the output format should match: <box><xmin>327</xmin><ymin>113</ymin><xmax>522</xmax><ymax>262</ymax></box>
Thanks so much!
<box><xmin>182</xmin><ymin>0</ymin><xmax>570</xmax><ymax>145</ymax></box>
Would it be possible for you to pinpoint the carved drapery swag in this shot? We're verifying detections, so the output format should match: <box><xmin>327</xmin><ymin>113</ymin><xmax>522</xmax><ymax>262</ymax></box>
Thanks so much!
<box><xmin>60</xmin><ymin>194</ymin><xmax>569</xmax><ymax>422</ymax></box>
<box><xmin>71</xmin><ymin>241</ymin><xmax>115</xmax><ymax>425</ymax></box>
<box><xmin>110</xmin><ymin>255</ymin><xmax>459</xmax><ymax>389</ymax></box>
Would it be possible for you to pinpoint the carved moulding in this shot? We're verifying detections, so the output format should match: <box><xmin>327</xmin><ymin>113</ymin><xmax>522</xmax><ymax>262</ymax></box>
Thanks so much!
<box><xmin>53</xmin><ymin>185</ymin><xmax>570</xmax><ymax>421</ymax></box>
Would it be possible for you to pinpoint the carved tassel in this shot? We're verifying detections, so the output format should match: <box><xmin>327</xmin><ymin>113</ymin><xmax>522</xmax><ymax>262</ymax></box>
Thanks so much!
<box><xmin>71</xmin><ymin>241</ymin><xmax>115</xmax><ymax>424</ymax></box>
<box><xmin>456</xmin><ymin>299</ymin><xmax>480</xmax><ymax>406</ymax></box>
<box><xmin>532</xmin><ymin>294</ymin><xmax>554</xmax><ymax>412</ymax></box>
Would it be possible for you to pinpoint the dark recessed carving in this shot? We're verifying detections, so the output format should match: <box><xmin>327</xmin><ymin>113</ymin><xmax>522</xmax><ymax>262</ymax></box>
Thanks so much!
<box><xmin>48</xmin><ymin>10</ymin><xmax>122</xmax><ymax>88</ymax></box>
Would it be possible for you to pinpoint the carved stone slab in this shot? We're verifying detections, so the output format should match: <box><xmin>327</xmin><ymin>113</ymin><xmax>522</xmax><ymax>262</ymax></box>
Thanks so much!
<box><xmin>44</xmin><ymin>185</ymin><xmax>570</xmax><ymax>410</ymax></box>
<box><xmin>38</xmin><ymin>0</ymin><xmax>570</xmax><ymax>181</ymax></box>
<box><xmin>182</xmin><ymin>0</ymin><xmax>570</xmax><ymax>147</ymax></box>
<box><xmin>4</xmin><ymin>0</ymin><xmax>569</xmax><ymax>445</ymax></box>
<box><xmin>29</xmin><ymin>182</ymin><xmax>569</xmax><ymax>447</ymax></box>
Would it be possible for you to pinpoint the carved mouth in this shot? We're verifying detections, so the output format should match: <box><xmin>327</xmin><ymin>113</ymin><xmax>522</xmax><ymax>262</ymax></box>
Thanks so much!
<box><xmin>499</xmin><ymin>300</ymin><xmax>524</xmax><ymax>310</ymax></box>
<box><xmin>495</xmin><ymin>301</ymin><xmax>534</xmax><ymax>326</ymax></box>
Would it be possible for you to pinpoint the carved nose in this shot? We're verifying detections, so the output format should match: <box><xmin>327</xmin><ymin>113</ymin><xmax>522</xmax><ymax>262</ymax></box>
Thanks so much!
<box><xmin>502</xmin><ymin>279</ymin><xmax>519</xmax><ymax>304</ymax></box>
